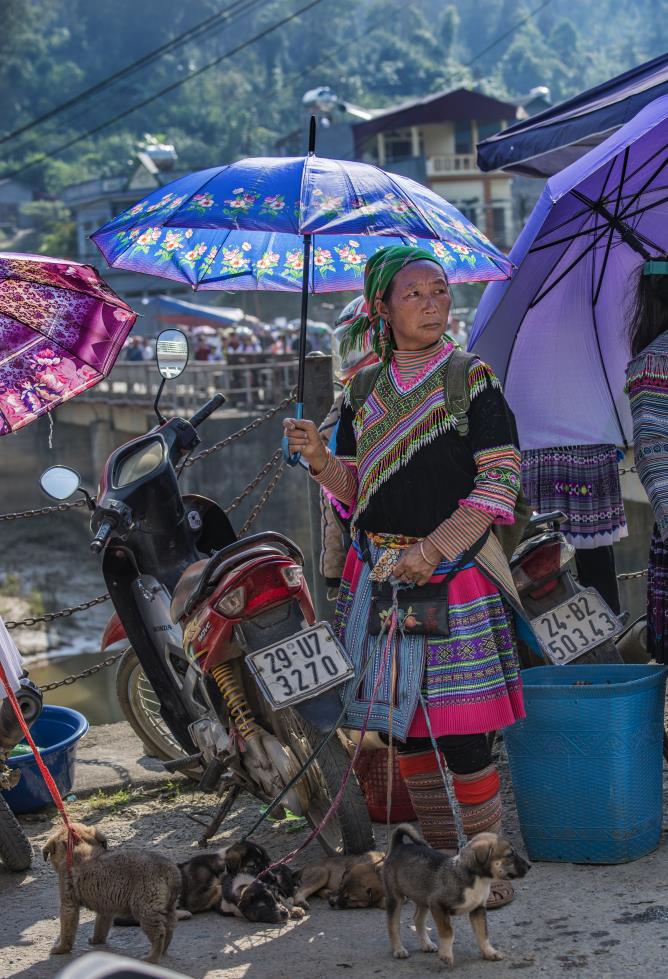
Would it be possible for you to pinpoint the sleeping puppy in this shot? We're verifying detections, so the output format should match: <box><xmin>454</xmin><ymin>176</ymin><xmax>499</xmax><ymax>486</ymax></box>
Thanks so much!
<box><xmin>43</xmin><ymin>822</ymin><xmax>181</xmax><ymax>964</ymax></box>
<box><xmin>295</xmin><ymin>851</ymin><xmax>385</xmax><ymax>909</ymax></box>
<box><xmin>178</xmin><ymin>840</ymin><xmax>271</xmax><ymax>915</ymax></box>
<box><xmin>383</xmin><ymin>824</ymin><xmax>530</xmax><ymax>967</ymax></box>
<box><xmin>219</xmin><ymin>872</ymin><xmax>304</xmax><ymax>923</ymax></box>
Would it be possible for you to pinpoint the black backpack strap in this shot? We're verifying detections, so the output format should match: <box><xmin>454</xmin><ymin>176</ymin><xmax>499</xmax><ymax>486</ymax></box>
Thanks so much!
<box><xmin>443</xmin><ymin>348</ymin><xmax>476</xmax><ymax>436</ymax></box>
<box><xmin>347</xmin><ymin>362</ymin><xmax>384</xmax><ymax>415</ymax></box>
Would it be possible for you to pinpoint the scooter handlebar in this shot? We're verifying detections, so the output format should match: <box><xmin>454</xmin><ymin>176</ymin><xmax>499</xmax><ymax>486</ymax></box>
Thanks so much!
<box><xmin>189</xmin><ymin>394</ymin><xmax>226</xmax><ymax>429</ymax></box>
<box><xmin>90</xmin><ymin>520</ymin><xmax>113</xmax><ymax>554</ymax></box>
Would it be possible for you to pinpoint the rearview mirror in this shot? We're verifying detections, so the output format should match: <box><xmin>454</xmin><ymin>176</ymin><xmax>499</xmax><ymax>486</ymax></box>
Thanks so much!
<box><xmin>156</xmin><ymin>329</ymin><xmax>188</xmax><ymax>380</ymax></box>
<box><xmin>40</xmin><ymin>466</ymin><xmax>81</xmax><ymax>501</ymax></box>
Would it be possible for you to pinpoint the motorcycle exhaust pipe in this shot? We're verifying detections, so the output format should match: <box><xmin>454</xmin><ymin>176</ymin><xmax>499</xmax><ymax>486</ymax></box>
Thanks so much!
<box><xmin>162</xmin><ymin>752</ymin><xmax>202</xmax><ymax>772</ymax></box>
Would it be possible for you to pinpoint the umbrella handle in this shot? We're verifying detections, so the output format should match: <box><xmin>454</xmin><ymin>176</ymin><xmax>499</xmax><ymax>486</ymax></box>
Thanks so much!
<box><xmin>282</xmin><ymin>402</ymin><xmax>304</xmax><ymax>467</ymax></box>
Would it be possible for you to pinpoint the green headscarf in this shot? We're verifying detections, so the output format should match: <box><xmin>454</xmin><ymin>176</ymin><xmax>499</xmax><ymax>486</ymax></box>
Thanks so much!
<box><xmin>340</xmin><ymin>245</ymin><xmax>445</xmax><ymax>363</ymax></box>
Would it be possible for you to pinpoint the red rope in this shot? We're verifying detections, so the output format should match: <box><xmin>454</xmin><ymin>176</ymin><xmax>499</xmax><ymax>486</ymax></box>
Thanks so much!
<box><xmin>259</xmin><ymin>609</ymin><xmax>399</xmax><ymax>879</ymax></box>
<box><xmin>0</xmin><ymin>662</ymin><xmax>79</xmax><ymax>866</ymax></box>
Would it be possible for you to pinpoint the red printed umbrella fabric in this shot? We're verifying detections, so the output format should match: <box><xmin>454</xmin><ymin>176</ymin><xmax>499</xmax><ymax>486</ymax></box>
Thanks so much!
<box><xmin>0</xmin><ymin>253</ymin><xmax>137</xmax><ymax>435</ymax></box>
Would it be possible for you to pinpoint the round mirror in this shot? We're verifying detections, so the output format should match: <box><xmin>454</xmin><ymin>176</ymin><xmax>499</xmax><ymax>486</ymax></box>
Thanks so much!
<box><xmin>40</xmin><ymin>466</ymin><xmax>81</xmax><ymax>501</ymax></box>
<box><xmin>156</xmin><ymin>329</ymin><xmax>189</xmax><ymax>380</ymax></box>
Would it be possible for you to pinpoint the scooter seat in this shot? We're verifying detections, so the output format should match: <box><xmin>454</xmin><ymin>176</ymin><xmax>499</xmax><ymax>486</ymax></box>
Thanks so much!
<box><xmin>170</xmin><ymin>531</ymin><xmax>304</xmax><ymax>623</ymax></box>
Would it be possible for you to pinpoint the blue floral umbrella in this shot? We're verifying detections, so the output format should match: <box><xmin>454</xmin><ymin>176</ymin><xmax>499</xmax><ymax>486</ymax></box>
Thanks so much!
<box><xmin>92</xmin><ymin>122</ymin><xmax>512</xmax><ymax>461</ymax></box>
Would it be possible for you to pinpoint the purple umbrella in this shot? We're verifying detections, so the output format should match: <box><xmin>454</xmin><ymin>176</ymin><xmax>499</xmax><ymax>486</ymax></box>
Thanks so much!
<box><xmin>0</xmin><ymin>253</ymin><xmax>137</xmax><ymax>435</ymax></box>
<box><xmin>470</xmin><ymin>94</ymin><xmax>668</xmax><ymax>449</ymax></box>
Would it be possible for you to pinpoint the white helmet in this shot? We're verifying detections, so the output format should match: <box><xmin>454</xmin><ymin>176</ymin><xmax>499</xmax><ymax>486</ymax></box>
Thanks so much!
<box><xmin>332</xmin><ymin>296</ymin><xmax>377</xmax><ymax>380</ymax></box>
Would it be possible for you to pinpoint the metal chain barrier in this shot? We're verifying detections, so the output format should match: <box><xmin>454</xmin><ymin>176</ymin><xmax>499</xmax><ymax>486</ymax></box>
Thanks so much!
<box><xmin>239</xmin><ymin>461</ymin><xmax>287</xmax><ymax>535</ymax></box>
<box><xmin>39</xmin><ymin>648</ymin><xmax>128</xmax><ymax>692</ymax></box>
<box><xmin>617</xmin><ymin>569</ymin><xmax>648</xmax><ymax>580</ymax></box>
<box><xmin>182</xmin><ymin>391</ymin><xmax>295</xmax><ymax>469</ymax></box>
<box><xmin>224</xmin><ymin>449</ymin><xmax>283</xmax><ymax>514</ymax></box>
<box><xmin>4</xmin><ymin>593</ymin><xmax>111</xmax><ymax>631</ymax></box>
<box><xmin>619</xmin><ymin>465</ymin><xmax>637</xmax><ymax>475</ymax></box>
<box><xmin>0</xmin><ymin>498</ymin><xmax>87</xmax><ymax>522</ymax></box>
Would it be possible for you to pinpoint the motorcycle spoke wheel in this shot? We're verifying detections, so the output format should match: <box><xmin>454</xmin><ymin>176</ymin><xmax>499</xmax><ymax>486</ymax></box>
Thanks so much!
<box><xmin>116</xmin><ymin>649</ymin><xmax>202</xmax><ymax>779</ymax></box>
<box><xmin>273</xmin><ymin>708</ymin><xmax>374</xmax><ymax>856</ymax></box>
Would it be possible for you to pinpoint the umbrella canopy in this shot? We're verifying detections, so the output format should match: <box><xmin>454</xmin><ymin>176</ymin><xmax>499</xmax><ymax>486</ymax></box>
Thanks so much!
<box><xmin>469</xmin><ymin>95</ymin><xmax>668</xmax><ymax>450</ymax></box>
<box><xmin>477</xmin><ymin>53</ymin><xmax>668</xmax><ymax>177</ymax></box>
<box><xmin>0</xmin><ymin>253</ymin><xmax>136</xmax><ymax>435</ymax></box>
<box><xmin>91</xmin><ymin>154</ymin><xmax>512</xmax><ymax>290</ymax></box>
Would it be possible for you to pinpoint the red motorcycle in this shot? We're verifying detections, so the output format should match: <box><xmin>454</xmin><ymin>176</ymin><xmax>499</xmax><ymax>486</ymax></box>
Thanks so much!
<box><xmin>39</xmin><ymin>330</ymin><xmax>373</xmax><ymax>855</ymax></box>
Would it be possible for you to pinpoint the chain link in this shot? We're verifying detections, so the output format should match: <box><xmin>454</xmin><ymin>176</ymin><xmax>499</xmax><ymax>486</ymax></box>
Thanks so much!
<box><xmin>239</xmin><ymin>461</ymin><xmax>287</xmax><ymax>535</ymax></box>
<box><xmin>224</xmin><ymin>449</ymin><xmax>283</xmax><ymax>514</ymax></box>
<box><xmin>4</xmin><ymin>593</ymin><xmax>111</xmax><ymax>631</ymax></box>
<box><xmin>0</xmin><ymin>498</ymin><xmax>87</xmax><ymax>522</ymax></box>
<box><xmin>617</xmin><ymin>569</ymin><xmax>648</xmax><ymax>580</ymax></box>
<box><xmin>618</xmin><ymin>465</ymin><xmax>637</xmax><ymax>475</ymax></box>
<box><xmin>183</xmin><ymin>392</ymin><xmax>295</xmax><ymax>468</ymax></box>
<box><xmin>39</xmin><ymin>647</ymin><xmax>129</xmax><ymax>692</ymax></box>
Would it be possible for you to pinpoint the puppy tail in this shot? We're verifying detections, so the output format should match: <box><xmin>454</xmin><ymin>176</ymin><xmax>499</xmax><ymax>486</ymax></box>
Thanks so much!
<box><xmin>388</xmin><ymin>823</ymin><xmax>424</xmax><ymax>852</ymax></box>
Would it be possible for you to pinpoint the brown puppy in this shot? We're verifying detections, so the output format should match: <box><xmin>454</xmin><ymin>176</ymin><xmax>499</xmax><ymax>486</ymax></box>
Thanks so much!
<box><xmin>295</xmin><ymin>851</ymin><xmax>385</xmax><ymax>909</ymax></box>
<box><xmin>43</xmin><ymin>822</ymin><xmax>181</xmax><ymax>963</ymax></box>
<box><xmin>383</xmin><ymin>824</ymin><xmax>530</xmax><ymax>967</ymax></box>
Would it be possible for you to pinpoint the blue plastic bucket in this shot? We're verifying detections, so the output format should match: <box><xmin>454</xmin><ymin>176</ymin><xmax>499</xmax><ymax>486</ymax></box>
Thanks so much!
<box><xmin>2</xmin><ymin>705</ymin><xmax>88</xmax><ymax>814</ymax></box>
<box><xmin>504</xmin><ymin>664</ymin><xmax>667</xmax><ymax>864</ymax></box>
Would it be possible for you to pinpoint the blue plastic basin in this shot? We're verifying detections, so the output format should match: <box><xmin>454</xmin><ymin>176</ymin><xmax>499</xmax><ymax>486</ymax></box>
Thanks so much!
<box><xmin>505</xmin><ymin>664</ymin><xmax>667</xmax><ymax>864</ymax></box>
<box><xmin>2</xmin><ymin>705</ymin><xmax>88</xmax><ymax>814</ymax></box>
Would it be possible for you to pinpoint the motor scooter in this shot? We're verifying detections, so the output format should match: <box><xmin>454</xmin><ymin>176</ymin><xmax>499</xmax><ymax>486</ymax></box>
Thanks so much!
<box><xmin>39</xmin><ymin>330</ymin><xmax>373</xmax><ymax>855</ymax></box>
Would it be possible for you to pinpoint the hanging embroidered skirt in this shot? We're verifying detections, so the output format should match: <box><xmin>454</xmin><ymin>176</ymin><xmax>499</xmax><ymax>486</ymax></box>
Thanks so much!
<box><xmin>648</xmin><ymin>523</ymin><xmax>668</xmax><ymax>664</ymax></box>
<box><xmin>334</xmin><ymin>541</ymin><xmax>524</xmax><ymax>740</ymax></box>
<box><xmin>521</xmin><ymin>444</ymin><xmax>627</xmax><ymax>549</ymax></box>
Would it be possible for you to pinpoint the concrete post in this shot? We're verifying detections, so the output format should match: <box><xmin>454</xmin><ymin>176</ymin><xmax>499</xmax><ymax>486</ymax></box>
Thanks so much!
<box><xmin>302</xmin><ymin>353</ymin><xmax>334</xmax><ymax>621</ymax></box>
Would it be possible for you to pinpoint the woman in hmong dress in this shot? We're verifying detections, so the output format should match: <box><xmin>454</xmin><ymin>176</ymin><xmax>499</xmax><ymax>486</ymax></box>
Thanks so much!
<box><xmin>626</xmin><ymin>257</ymin><xmax>668</xmax><ymax>663</ymax></box>
<box><xmin>284</xmin><ymin>246</ymin><xmax>526</xmax><ymax>905</ymax></box>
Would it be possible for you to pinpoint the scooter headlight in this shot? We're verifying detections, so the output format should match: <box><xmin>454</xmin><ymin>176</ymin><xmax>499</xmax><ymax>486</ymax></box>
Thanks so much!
<box><xmin>281</xmin><ymin>566</ymin><xmax>303</xmax><ymax>589</ymax></box>
<box><xmin>216</xmin><ymin>586</ymin><xmax>246</xmax><ymax>617</ymax></box>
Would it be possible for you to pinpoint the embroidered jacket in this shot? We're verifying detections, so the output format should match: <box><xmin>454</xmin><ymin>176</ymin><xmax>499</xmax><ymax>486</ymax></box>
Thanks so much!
<box><xmin>314</xmin><ymin>343</ymin><xmax>521</xmax><ymax>559</ymax></box>
<box><xmin>626</xmin><ymin>331</ymin><xmax>668</xmax><ymax>540</ymax></box>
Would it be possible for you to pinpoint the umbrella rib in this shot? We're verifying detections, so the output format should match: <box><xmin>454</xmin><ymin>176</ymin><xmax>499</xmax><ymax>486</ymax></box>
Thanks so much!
<box><xmin>592</xmin><ymin>147</ymin><xmax>630</xmax><ymax>306</ymax></box>
<box><xmin>617</xmin><ymin>149</ymin><xmax>668</xmax><ymax>226</ymax></box>
<box><xmin>529</xmin><ymin>222</ymin><xmax>614</xmax><ymax>308</ymax></box>
<box><xmin>590</xmin><ymin>252</ymin><xmax>628</xmax><ymax>446</ymax></box>
<box><xmin>570</xmin><ymin>190</ymin><xmax>652</xmax><ymax>258</ymax></box>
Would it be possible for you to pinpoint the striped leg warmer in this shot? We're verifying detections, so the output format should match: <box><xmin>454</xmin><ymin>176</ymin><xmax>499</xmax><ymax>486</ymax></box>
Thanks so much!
<box><xmin>397</xmin><ymin>750</ymin><xmax>502</xmax><ymax>850</ymax></box>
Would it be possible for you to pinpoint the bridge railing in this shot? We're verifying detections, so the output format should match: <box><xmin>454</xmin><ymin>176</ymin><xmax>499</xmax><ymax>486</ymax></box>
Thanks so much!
<box><xmin>86</xmin><ymin>356</ymin><xmax>299</xmax><ymax>411</ymax></box>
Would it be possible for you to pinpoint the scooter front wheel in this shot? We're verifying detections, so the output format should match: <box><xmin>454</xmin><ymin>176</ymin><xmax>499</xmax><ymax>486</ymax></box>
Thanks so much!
<box><xmin>115</xmin><ymin>648</ymin><xmax>204</xmax><ymax>780</ymax></box>
<box><xmin>0</xmin><ymin>795</ymin><xmax>32</xmax><ymax>871</ymax></box>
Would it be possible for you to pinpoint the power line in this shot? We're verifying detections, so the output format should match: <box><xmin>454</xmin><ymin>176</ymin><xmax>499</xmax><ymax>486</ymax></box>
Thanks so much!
<box><xmin>0</xmin><ymin>0</ymin><xmax>262</xmax><ymax>148</ymax></box>
<box><xmin>2</xmin><ymin>0</ymin><xmax>326</xmax><ymax>181</ymax></box>
<box><xmin>464</xmin><ymin>0</ymin><xmax>553</xmax><ymax>67</ymax></box>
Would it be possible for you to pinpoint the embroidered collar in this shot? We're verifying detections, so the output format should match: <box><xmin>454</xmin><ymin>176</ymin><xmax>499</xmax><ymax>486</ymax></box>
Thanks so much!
<box><xmin>391</xmin><ymin>339</ymin><xmax>453</xmax><ymax>393</ymax></box>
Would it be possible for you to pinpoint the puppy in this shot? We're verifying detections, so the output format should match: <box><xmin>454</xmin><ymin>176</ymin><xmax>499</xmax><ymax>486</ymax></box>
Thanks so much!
<box><xmin>295</xmin><ymin>851</ymin><xmax>385</xmax><ymax>909</ymax></box>
<box><xmin>219</xmin><ymin>873</ymin><xmax>297</xmax><ymax>924</ymax></box>
<box><xmin>43</xmin><ymin>822</ymin><xmax>181</xmax><ymax>964</ymax></box>
<box><xmin>383</xmin><ymin>824</ymin><xmax>530</xmax><ymax>967</ymax></box>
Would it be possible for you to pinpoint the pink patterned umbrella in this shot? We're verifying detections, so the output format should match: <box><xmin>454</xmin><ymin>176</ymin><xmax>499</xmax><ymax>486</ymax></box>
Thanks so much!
<box><xmin>0</xmin><ymin>253</ymin><xmax>137</xmax><ymax>435</ymax></box>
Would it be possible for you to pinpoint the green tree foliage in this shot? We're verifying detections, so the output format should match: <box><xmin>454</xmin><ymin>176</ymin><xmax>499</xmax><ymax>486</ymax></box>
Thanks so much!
<box><xmin>0</xmin><ymin>0</ymin><xmax>665</xmax><ymax>199</ymax></box>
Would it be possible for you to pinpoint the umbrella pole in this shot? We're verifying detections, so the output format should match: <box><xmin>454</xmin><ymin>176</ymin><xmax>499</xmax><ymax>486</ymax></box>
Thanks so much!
<box><xmin>283</xmin><ymin>233</ymin><xmax>312</xmax><ymax>466</ymax></box>
<box><xmin>284</xmin><ymin>115</ymin><xmax>317</xmax><ymax>467</ymax></box>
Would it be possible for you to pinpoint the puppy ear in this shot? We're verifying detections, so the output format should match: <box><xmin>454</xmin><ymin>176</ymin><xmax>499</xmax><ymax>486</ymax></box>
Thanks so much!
<box><xmin>291</xmin><ymin>867</ymin><xmax>303</xmax><ymax>885</ymax></box>
<box><xmin>472</xmin><ymin>841</ymin><xmax>494</xmax><ymax>869</ymax></box>
<box><xmin>42</xmin><ymin>841</ymin><xmax>55</xmax><ymax>862</ymax></box>
<box><xmin>94</xmin><ymin>827</ymin><xmax>108</xmax><ymax>849</ymax></box>
<box><xmin>225</xmin><ymin>849</ymin><xmax>242</xmax><ymax>875</ymax></box>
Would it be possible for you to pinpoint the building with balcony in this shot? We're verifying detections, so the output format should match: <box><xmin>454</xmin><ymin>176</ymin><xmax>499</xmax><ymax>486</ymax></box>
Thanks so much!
<box><xmin>352</xmin><ymin>87</ymin><xmax>521</xmax><ymax>248</ymax></box>
<box><xmin>62</xmin><ymin>140</ymin><xmax>191</xmax><ymax>302</ymax></box>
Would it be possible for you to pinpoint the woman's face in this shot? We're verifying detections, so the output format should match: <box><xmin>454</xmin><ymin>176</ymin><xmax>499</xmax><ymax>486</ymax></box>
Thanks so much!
<box><xmin>376</xmin><ymin>260</ymin><xmax>450</xmax><ymax>350</ymax></box>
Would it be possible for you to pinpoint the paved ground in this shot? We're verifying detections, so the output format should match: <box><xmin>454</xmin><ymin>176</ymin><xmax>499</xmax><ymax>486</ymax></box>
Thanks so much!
<box><xmin>2</xmin><ymin>724</ymin><xmax>668</xmax><ymax>978</ymax></box>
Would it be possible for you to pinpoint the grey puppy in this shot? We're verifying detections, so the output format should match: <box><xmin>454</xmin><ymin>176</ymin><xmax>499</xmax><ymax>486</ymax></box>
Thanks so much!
<box><xmin>43</xmin><ymin>821</ymin><xmax>181</xmax><ymax>963</ymax></box>
<box><xmin>383</xmin><ymin>823</ymin><xmax>530</xmax><ymax>967</ymax></box>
